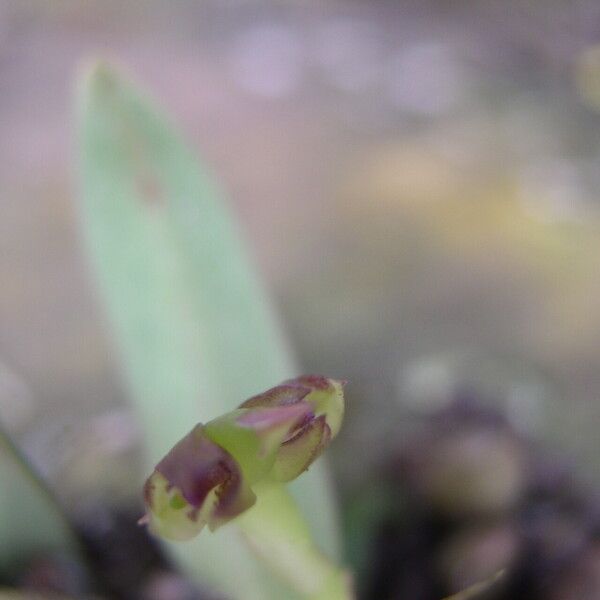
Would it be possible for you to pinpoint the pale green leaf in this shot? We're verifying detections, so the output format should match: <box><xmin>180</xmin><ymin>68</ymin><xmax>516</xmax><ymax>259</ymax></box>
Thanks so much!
<box><xmin>76</xmin><ymin>61</ymin><xmax>341</xmax><ymax>600</ymax></box>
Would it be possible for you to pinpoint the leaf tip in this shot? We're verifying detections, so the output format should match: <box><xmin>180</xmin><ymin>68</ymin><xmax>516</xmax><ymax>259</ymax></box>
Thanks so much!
<box><xmin>75</xmin><ymin>57</ymin><xmax>123</xmax><ymax>112</ymax></box>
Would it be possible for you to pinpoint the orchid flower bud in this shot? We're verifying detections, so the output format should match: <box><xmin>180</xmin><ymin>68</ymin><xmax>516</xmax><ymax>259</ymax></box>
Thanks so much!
<box><xmin>141</xmin><ymin>376</ymin><xmax>345</xmax><ymax>541</ymax></box>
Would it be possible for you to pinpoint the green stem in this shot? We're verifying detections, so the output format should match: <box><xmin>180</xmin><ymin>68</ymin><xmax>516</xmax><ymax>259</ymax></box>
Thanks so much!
<box><xmin>237</xmin><ymin>482</ymin><xmax>353</xmax><ymax>600</ymax></box>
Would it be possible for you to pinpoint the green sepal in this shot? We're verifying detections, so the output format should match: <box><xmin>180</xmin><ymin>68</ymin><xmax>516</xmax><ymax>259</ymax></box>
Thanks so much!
<box><xmin>204</xmin><ymin>403</ymin><xmax>312</xmax><ymax>483</ymax></box>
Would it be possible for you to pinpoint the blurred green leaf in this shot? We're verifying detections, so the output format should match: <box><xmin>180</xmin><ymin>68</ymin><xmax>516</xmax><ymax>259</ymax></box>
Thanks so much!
<box><xmin>77</xmin><ymin>61</ymin><xmax>341</xmax><ymax>599</ymax></box>
<box><xmin>342</xmin><ymin>481</ymin><xmax>402</xmax><ymax>595</ymax></box>
<box><xmin>0</xmin><ymin>425</ymin><xmax>80</xmax><ymax>573</ymax></box>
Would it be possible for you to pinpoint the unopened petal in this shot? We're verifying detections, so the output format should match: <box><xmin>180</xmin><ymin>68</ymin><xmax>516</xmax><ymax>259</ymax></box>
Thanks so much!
<box><xmin>284</xmin><ymin>376</ymin><xmax>345</xmax><ymax>439</ymax></box>
<box><xmin>272</xmin><ymin>415</ymin><xmax>331</xmax><ymax>482</ymax></box>
<box><xmin>239</xmin><ymin>384</ymin><xmax>311</xmax><ymax>409</ymax></box>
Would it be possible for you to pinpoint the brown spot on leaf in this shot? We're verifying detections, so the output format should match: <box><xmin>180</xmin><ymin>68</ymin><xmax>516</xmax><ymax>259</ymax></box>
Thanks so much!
<box><xmin>135</xmin><ymin>170</ymin><xmax>165</xmax><ymax>207</ymax></box>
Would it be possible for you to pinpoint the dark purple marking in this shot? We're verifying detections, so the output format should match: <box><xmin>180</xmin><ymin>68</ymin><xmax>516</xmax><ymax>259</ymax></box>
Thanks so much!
<box><xmin>153</xmin><ymin>424</ymin><xmax>252</xmax><ymax>519</ymax></box>
<box><xmin>285</xmin><ymin>375</ymin><xmax>332</xmax><ymax>391</ymax></box>
<box><xmin>239</xmin><ymin>384</ymin><xmax>311</xmax><ymax>409</ymax></box>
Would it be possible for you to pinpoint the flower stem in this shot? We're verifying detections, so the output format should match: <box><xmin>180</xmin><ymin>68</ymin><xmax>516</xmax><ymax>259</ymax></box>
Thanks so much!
<box><xmin>237</xmin><ymin>481</ymin><xmax>353</xmax><ymax>600</ymax></box>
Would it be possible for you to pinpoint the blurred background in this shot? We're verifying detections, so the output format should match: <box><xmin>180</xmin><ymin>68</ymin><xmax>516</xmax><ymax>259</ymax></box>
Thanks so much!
<box><xmin>3</xmin><ymin>1</ymin><xmax>600</xmax><ymax>598</ymax></box>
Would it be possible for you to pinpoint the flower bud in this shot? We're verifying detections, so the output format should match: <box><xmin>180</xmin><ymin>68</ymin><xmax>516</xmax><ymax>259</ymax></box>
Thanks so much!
<box><xmin>141</xmin><ymin>376</ymin><xmax>345</xmax><ymax>541</ymax></box>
